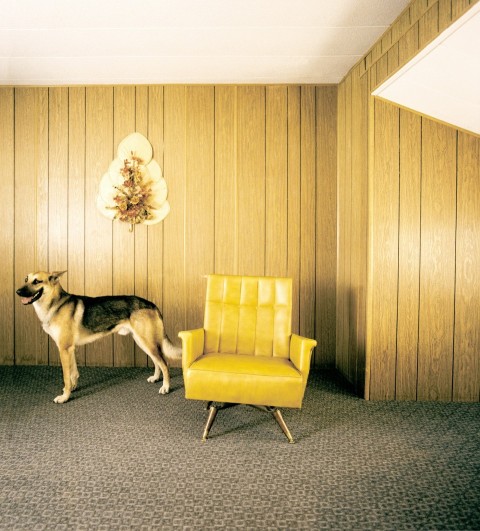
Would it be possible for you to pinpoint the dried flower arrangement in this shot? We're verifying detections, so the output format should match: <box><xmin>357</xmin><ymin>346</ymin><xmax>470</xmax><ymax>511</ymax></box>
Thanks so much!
<box><xmin>97</xmin><ymin>133</ymin><xmax>170</xmax><ymax>231</ymax></box>
<box><xmin>112</xmin><ymin>153</ymin><xmax>154</xmax><ymax>227</ymax></box>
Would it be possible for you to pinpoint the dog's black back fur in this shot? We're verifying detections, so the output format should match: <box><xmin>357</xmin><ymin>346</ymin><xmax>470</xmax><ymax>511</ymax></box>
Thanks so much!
<box><xmin>79</xmin><ymin>295</ymin><xmax>158</xmax><ymax>333</ymax></box>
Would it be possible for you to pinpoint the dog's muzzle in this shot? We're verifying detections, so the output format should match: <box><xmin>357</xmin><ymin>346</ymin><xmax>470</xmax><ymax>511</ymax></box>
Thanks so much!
<box><xmin>16</xmin><ymin>287</ymin><xmax>44</xmax><ymax>305</ymax></box>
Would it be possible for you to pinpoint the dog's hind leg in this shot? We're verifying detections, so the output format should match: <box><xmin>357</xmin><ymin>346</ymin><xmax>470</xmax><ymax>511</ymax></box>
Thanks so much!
<box><xmin>54</xmin><ymin>345</ymin><xmax>75</xmax><ymax>404</ymax></box>
<box><xmin>146</xmin><ymin>358</ymin><xmax>162</xmax><ymax>384</ymax></box>
<box><xmin>131</xmin><ymin>331</ymin><xmax>171</xmax><ymax>394</ymax></box>
<box><xmin>70</xmin><ymin>352</ymin><xmax>79</xmax><ymax>391</ymax></box>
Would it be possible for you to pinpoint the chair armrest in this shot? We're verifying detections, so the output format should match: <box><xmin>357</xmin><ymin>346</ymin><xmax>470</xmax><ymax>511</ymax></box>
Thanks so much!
<box><xmin>178</xmin><ymin>328</ymin><xmax>205</xmax><ymax>370</ymax></box>
<box><xmin>289</xmin><ymin>334</ymin><xmax>317</xmax><ymax>377</ymax></box>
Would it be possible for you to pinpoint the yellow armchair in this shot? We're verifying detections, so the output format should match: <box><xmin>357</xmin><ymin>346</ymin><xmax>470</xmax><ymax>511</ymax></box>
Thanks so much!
<box><xmin>179</xmin><ymin>274</ymin><xmax>317</xmax><ymax>443</ymax></box>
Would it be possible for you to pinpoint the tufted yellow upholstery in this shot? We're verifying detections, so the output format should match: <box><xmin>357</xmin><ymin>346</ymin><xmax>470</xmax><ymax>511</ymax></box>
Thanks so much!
<box><xmin>179</xmin><ymin>274</ymin><xmax>317</xmax><ymax>442</ymax></box>
<box><xmin>204</xmin><ymin>274</ymin><xmax>292</xmax><ymax>358</ymax></box>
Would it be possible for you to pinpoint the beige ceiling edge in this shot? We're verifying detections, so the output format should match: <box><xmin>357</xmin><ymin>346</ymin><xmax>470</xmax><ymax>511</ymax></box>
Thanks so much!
<box><xmin>372</xmin><ymin>2</ymin><xmax>480</xmax><ymax>136</ymax></box>
<box><xmin>0</xmin><ymin>82</ymin><xmax>339</xmax><ymax>89</ymax></box>
<box><xmin>340</xmin><ymin>0</ymin><xmax>480</xmax><ymax>87</ymax></box>
<box><xmin>338</xmin><ymin>0</ymin><xmax>412</xmax><ymax>84</ymax></box>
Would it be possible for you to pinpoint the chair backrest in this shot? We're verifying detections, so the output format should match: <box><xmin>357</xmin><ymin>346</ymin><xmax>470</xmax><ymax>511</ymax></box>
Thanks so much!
<box><xmin>204</xmin><ymin>275</ymin><xmax>292</xmax><ymax>358</ymax></box>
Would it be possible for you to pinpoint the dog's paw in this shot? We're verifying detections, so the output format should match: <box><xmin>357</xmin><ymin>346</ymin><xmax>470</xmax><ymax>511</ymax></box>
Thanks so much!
<box><xmin>159</xmin><ymin>385</ymin><xmax>170</xmax><ymax>395</ymax></box>
<box><xmin>147</xmin><ymin>375</ymin><xmax>159</xmax><ymax>383</ymax></box>
<box><xmin>53</xmin><ymin>393</ymin><xmax>70</xmax><ymax>404</ymax></box>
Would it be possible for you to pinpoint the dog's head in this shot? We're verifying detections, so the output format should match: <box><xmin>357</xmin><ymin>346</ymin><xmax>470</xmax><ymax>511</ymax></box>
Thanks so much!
<box><xmin>16</xmin><ymin>271</ymin><xmax>67</xmax><ymax>305</ymax></box>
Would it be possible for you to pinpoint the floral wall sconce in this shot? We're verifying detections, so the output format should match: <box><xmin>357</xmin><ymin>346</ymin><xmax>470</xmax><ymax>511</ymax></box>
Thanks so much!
<box><xmin>96</xmin><ymin>132</ymin><xmax>170</xmax><ymax>231</ymax></box>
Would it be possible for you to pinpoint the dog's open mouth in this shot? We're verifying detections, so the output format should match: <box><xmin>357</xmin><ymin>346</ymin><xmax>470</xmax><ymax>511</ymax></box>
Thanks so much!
<box><xmin>20</xmin><ymin>288</ymin><xmax>43</xmax><ymax>305</ymax></box>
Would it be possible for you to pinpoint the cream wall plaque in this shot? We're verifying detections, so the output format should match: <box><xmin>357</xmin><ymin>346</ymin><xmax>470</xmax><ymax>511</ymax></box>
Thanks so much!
<box><xmin>97</xmin><ymin>132</ymin><xmax>170</xmax><ymax>230</ymax></box>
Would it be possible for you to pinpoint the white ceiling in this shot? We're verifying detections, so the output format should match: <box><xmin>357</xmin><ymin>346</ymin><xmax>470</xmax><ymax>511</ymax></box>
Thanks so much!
<box><xmin>0</xmin><ymin>0</ymin><xmax>410</xmax><ymax>85</ymax></box>
<box><xmin>373</xmin><ymin>2</ymin><xmax>480</xmax><ymax>135</ymax></box>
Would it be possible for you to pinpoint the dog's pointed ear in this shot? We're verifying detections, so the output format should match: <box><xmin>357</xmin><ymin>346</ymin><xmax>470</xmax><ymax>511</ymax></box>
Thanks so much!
<box><xmin>49</xmin><ymin>271</ymin><xmax>67</xmax><ymax>283</ymax></box>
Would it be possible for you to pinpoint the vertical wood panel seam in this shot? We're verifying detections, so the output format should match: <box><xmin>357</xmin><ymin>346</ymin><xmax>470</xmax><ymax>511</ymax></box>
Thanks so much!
<box><xmin>213</xmin><ymin>86</ymin><xmax>216</xmax><ymax>274</ymax></box>
<box><xmin>110</xmin><ymin>86</ymin><xmax>115</xmax><ymax>364</ymax></box>
<box><xmin>416</xmin><ymin>117</ymin><xmax>424</xmax><ymax>400</ymax></box>
<box><xmin>13</xmin><ymin>88</ymin><xmax>16</xmax><ymax>365</ymax></box>
<box><xmin>452</xmin><ymin>130</ymin><xmax>459</xmax><ymax>400</ymax></box>
<box><xmin>66</xmin><ymin>89</ymin><xmax>70</xmax><ymax>291</ymax></box>
<box><xmin>83</xmin><ymin>87</ymin><xmax>87</xmax><ymax>305</ymax></box>
<box><xmin>314</xmin><ymin>88</ymin><xmax>318</xmax><ymax>344</ymax></box>
<box><xmin>145</xmin><ymin>87</ymin><xmax>149</xmax><ymax>299</ymax></box>
<box><xmin>394</xmin><ymin>107</ymin><xmax>401</xmax><ymax>400</ymax></box>
<box><xmin>264</xmin><ymin>86</ymin><xmax>267</xmax><ymax>275</ymax></box>
<box><xmin>234</xmin><ymin>86</ymin><xmax>238</xmax><ymax>275</ymax></box>
<box><xmin>112</xmin><ymin>87</ymin><xmax>116</xmax><ymax>300</ymax></box>
<box><xmin>415</xmin><ymin>116</ymin><xmax>422</xmax><ymax>401</ymax></box>
<box><xmin>336</xmin><ymin>84</ymin><xmax>343</xmax><ymax>374</ymax></box>
<box><xmin>348</xmin><ymin>83</ymin><xmax>353</xmax><ymax>380</ymax></box>
<box><xmin>83</xmin><ymin>87</ymin><xmax>87</xmax><ymax>365</ymax></box>
<box><xmin>365</xmin><ymin>75</ymin><xmax>375</xmax><ymax>399</ymax></box>
<box><xmin>132</xmin><ymin>87</ymin><xmax>136</xmax><ymax>297</ymax></box>
<box><xmin>286</xmin><ymin>88</ymin><xmax>290</xmax><ymax>280</ymax></box>
<box><xmin>184</xmin><ymin>87</ymin><xmax>187</xmax><ymax>330</ymax></box>
<box><xmin>161</xmin><ymin>85</ymin><xmax>165</xmax><ymax>313</ymax></box>
<box><xmin>46</xmin><ymin>89</ymin><xmax>50</xmax><ymax>364</ymax></box>
<box><xmin>299</xmin><ymin>87</ymin><xmax>303</xmax><ymax>332</ymax></box>
<box><xmin>34</xmin><ymin>92</ymin><xmax>38</xmax><ymax>273</ymax></box>
<box><xmin>162</xmin><ymin>85</ymin><xmax>165</xmax><ymax>308</ymax></box>
<box><xmin>64</xmin><ymin>89</ymin><xmax>71</xmax><ymax>361</ymax></box>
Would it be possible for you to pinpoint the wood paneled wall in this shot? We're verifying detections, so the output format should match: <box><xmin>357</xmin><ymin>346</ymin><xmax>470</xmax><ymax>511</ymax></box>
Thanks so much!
<box><xmin>337</xmin><ymin>0</ymin><xmax>480</xmax><ymax>401</ymax></box>
<box><xmin>0</xmin><ymin>85</ymin><xmax>337</xmax><ymax>369</ymax></box>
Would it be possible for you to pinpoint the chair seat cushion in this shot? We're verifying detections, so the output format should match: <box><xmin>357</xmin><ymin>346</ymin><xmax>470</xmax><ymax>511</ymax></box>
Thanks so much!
<box><xmin>191</xmin><ymin>353</ymin><xmax>301</xmax><ymax>377</ymax></box>
<box><xmin>184</xmin><ymin>353</ymin><xmax>304</xmax><ymax>408</ymax></box>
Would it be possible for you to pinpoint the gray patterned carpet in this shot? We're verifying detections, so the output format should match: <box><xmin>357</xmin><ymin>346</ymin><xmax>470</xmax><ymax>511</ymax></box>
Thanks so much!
<box><xmin>0</xmin><ymin>366</ymin><xmax>479</xmax><ymax>530</ymax></box>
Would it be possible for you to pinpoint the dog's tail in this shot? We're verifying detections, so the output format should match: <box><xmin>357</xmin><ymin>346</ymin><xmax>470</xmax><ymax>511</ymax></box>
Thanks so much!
<box><xmin>162</xmin><ymin>335</ymin><xmax>183</xmax><ymax>368</ymax></box>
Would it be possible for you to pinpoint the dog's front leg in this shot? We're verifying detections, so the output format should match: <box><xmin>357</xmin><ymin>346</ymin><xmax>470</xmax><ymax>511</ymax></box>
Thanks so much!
<box><xmin>54</xmin><ymin>345</ymin><xmax>75</xmax><ymax>404</ymax></box>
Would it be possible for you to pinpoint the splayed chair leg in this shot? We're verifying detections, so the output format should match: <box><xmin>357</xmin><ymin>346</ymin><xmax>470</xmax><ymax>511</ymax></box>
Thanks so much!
<box><xmin>270</xmin><ymin>408</ymin><xmax>295</xmax><ymax>444</ymax></box>
<box><xmin>202</xmin><ymin>405</ymin><xmax>218</xmax><ymax>442</ymax></box>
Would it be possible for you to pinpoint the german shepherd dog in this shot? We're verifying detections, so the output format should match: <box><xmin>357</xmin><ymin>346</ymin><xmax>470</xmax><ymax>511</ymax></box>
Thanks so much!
<box><xmin>16</xmin><ymin>271</ymin><xmax>182</xmax><ymax>403</ymax></box>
